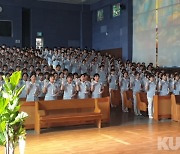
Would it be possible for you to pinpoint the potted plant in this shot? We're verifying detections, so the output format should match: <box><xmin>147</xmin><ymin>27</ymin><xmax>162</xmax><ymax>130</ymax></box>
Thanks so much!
<box><xmin>0</xmin><ymin>71</ymin><xmax>28</xmax><ymax>154</ymax></box>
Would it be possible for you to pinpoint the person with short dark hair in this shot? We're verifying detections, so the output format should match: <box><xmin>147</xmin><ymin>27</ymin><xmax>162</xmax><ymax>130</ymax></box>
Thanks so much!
<box><xmin>26</xmin><ymin>73</ymin><xmax>40</xmax><ymax>102</ymax></box>
<box><xmin>91</xmin><ymin>73</ymin><xmax>104</xmax><ymax>98</ymax></box>
<box><xmin>19</xmin><ymin>73</ymin><xmax>28</xmax><ymax>99</ymax></box>
<box><xmin>77</xmin><ymin>74</ymin><xmax>90</xmax><ymax>99</ymax></box>
<box><xmin>145</xmin><ymin>74</ymin><xmax>157</xmax><ymax>119</ymax></box>
<box><xmin>119</xmin><ymin>71</ymin><xmax>130</xmax><ymax>112</ymax></box>
<box><xmin>61</xmin><ymin>74</ymin><xmax>77</xmax><ymax>100</ymax></box>
<box><xmin>158</xmin><ymin>73</ymin><xmax>170</xmax><ymax>96</ymax></box>
<box><xmin>172</xmin><ymin>74</ymin><xmax>180</xmax><ymax>95</ymax></box>
<box><xmin>43</xmin><ymin>74</ymin><xmax>59</xmax><ymax>100</ymax></box>
<box><xmin>131</xmin><ymin>72</ymin><xmax>143</xmax><ymax>116</ymax></box>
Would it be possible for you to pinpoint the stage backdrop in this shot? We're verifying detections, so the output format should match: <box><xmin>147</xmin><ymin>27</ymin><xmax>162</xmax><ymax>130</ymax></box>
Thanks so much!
<box><xmin>133</xmin><ymin>0</ymin><xmax>156</xmax><ymax>65</ymax></box>
<box><xmin>133</xmin><ymin>0</ymin><xmax>180</xmax><ymax>67</ymax></box>
<box><xmin>158</xmin><ymin>0</ymin><xmax>180</xmax><ymax>67</ymax></box>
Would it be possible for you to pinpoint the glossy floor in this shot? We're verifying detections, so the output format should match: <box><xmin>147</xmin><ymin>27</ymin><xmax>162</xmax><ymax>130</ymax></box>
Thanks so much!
<box><xmin>0</xmin><ymin>108</ymin><xmax>180</xmax><ymax>154</ymax></box>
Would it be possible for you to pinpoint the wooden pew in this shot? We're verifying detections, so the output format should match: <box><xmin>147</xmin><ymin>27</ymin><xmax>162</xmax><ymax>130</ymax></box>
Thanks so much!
<box><xmin>35</xmin><ymin>99</ymin><xmax>102</xmax><ymax>134</ymax></box>
<box><xmin>110</xmin><ymin>89</ymin><xmax>121</xmax><ymax>107</ymax></box>
<box><xmin>136</xmin><ymin>92</ymin><xmax>148</xmax><ymax>112</ymax></box>
<box><xmin>20</xmin><ymin>101</ymin><xmax>35</xmax><ymax>129</ymax></box>
<box><xmin>171</xmin><ymin>94</ymin><xmax>180</xmax><ymax>122</ymax></box>
<box><xmin>20</xmin><ymin>97</ymin><xmax>110</xmax><ymax>131</ymax></box>
<box><xmin>153</xmin><ymin>95</ymin><xmax>171</xmax><ymax>121</ymax></box>
<box><xmin>123</xmin><ymin>90</ymin><xmax>133</xmax><ymax>109</ymax></box>
<box><xmin>102</xmin><ymin>85</ymin><xmax>110</xmax><ymax>97</ymax></box>
<box><xmin>97</xmin><ymin>97</ymin><xmax>110</xmax><ymax>123</ymax></box>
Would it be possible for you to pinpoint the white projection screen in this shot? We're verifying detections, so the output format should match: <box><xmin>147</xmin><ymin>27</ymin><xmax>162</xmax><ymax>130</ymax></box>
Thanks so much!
<box><xmin>133</xmin><ymin>0</ymin><xmax>156</xmax><ymax>65</ymax></box>
<box><xmin>158</xmin><ymin>0</ymin><xmax>180</xmax><ymax>67</ymax></box>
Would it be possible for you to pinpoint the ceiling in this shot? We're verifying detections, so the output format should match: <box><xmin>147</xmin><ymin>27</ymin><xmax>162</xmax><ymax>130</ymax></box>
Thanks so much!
<box><xmin>38</xmin><ymin>0</ymin><xmax>101</xmax><ymax>5</ymax></box>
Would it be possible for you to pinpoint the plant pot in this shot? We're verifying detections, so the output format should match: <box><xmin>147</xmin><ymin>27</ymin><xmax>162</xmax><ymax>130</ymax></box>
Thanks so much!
<box><xmin>19</xmin><ymin>137</ymin><xmax>26</xmax><ymax>154</ymax></box>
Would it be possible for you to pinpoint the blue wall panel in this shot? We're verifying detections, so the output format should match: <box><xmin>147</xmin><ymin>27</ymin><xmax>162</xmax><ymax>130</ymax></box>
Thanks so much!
<box><xmin>0</xmin><ymin>4</ymin><xmax>22</xmax><ymax>47</ymax></box>
<box><xmin>91</xmin><ymin>0</ymin><xmax>132</xmax><ymax>60</ymax></box>
<box><xmin>0</xmin><ymin>0</ymin><xmax>92</xmax><ymax>48</ymax></box>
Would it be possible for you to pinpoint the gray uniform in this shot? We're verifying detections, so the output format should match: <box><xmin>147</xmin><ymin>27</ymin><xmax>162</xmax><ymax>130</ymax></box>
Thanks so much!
<box><xmin>99</xmin><ymin>70</ymin><xmax>107</xmax><ymax>85</ymax></box>
<box><xmin>132</xmin><ymin>79</ymin><xmax>142</xmax><ymax>115</ymax></box>
<box><xmin>132</xmin><ymin>79</ymin><xmax>142</xmax><ymax>95</ymax></box>
<box><xmin>37</xmin><ymin>80</ymin><xmax>45</xmax><ymax>98</ymax></box>
<box><xmin>63</xmin><ymin>82</ymin><xmax>76</xmax><ymax>100</ymax></box>
<box><xmin>173</xmin><ymin>80</ymin><xmax>180</xmax><ymax>95</ymax></box>
<box><xmin>78</xmin><ymin>81</ymin><xmax>90</xmax><ymax>99</ymax></box>
<box><xmin>147</xmin><ymin>81</ymin><xmax>156</xmax><ymax>98</ymax></box>
<box><xmin>146</xmin><ymin>81</ymin><xmax>157</xmax><ymax>117</ymax></box>
<box><xmin>159</xmin><ymin>80</ymin><xmax>169</xmax><ymax>96</ymax></box>
<box><xmin>91</xmin><ymin>81</ymin><xmax>103</xmax><ymax>98</ymax></box>
<box><xmin>26</xmin><ymin>82</ymin><xmax>40</xmax><ymax>102</ymax></box>
<box><xmin>120</xmin><ymin>77</ymin><xmax>130</xmax><ymax>111</ymax></box>
<box><xmin>71</xmin><ymin>62</ymin><xmax>80</xmax><ymax>74</ymax></box>
<box><xmin>80</xmin><ymin>64</ymin><xmax>88</xmax><ymax>74</ymax></box>
<box><xmin>19</xmin><ymin>80</ymin><xmax>27</xmax><ymax>98</ymax></box>
<box><xmin>108</xmin><ymin>74</ymin><xmax>119</xmax><ymax>90</ymax></box>
<box><xmin>44</xmin><ymin>82</ymin><xmax>59</xmax><ymax>100</ymax></box>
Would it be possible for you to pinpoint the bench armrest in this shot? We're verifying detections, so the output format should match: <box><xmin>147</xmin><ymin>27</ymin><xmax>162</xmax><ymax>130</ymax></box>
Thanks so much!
<box><xmin>94</xmin><ymin>99</ymin><xmax>101</xmax><ymax>113</ymax></box>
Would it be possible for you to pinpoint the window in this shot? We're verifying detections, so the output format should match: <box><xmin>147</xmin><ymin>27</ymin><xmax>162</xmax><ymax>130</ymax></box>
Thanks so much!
<box><xmin>0</xmin><ymin>20</ymin><xmax>12</xmax><ymax>37</ymax></box>
<box><xmin>97</xmin><ymin>9</ymin><xmax>104</xmax><ymax>21</ymax></box>
<box><xmin>113</xmin><ymin>3</ymin><xmax>121</xmax><ymax>17</ymax></box>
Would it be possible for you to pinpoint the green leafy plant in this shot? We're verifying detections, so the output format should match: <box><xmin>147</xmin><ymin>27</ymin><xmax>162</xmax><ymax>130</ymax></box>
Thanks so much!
<box><xmin>0</xmin><ymin>71</ymin><xmax>28</xmax><ymax>154</ymax></box>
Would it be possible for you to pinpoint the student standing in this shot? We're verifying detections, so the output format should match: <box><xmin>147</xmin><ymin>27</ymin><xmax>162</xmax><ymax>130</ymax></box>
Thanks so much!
<box><xmin>26</xmin><ymin>73</ymin><xmax>40</xmax><ymax>102</ymax></box>
<box><xmin>145</xmin><ymin>74</ymin><xmax>157</xmax><ymax>119</ymax></box>
<box><xmin>119</xmin><ymin>71</ymin><xmax>130</xmax><ymax>112</ymax></box>
<box><xmin>91</xmin><ymin>73</ymin><xmax>104</xmax><ymax>98</ymax></box>
<box><xmin>19</xmin><ymin>73</ymin><xmax>28</xmax><ymax>99</ymax></box>
<box><xmin>43</xmin><ymin>74</ymin><xmax>59</xmax><ymax>100</ymax></box>
<box><xmin>61</xmin><ymin>74</ymin><xmax>77</xmax><ymax>100</ymax></box>
<box><xmin>77</xmin><ymin>74</ymin><xmax>90</xmax><ymax>99</ymax></box>
<box><xmin>131</xmin><ymin>72</ymin><xmax>142</xmax><ymax>116</ymax></box>
<box><xmin>158</xmin><ymin>73</ymin><xmax>170</xmax><ymax>96</ymax></box>
<box><xmin>173</xmin><ymin>74</ymin><xmax>180</xmax><ymax>95</ymax></box>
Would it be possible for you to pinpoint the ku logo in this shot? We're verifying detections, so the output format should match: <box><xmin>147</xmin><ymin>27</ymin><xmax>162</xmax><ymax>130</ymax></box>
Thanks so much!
<box><xmin>158</xmin><ymin>137</ymin><xmax>180</xmax><ymax>150</ymax></box>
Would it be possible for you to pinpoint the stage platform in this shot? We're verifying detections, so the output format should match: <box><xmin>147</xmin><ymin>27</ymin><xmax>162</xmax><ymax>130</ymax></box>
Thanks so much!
<box><xmin>0</xmin><ymin>108</ymin><xmax>180</xmax><ymax>154</ymax></box>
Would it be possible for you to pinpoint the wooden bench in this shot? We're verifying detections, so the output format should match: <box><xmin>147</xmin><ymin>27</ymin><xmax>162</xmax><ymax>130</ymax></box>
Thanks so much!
<box><xmin>97</xmin><ymin>97</ymin><xmax>110</xmax><ymax>123</ymax></box>
<box><xmin>171</xmin><ymin>94</ymin><xmax>180</xmax><ymax>122</ymax></box>
<box><xmin>35</xmin><ymin>99</ymin><xmax>102</xmax><ymax>134</ymax></box>
<box><xmin>153</xmin><ymin>95</ymin><xmax>171</xmax><ymax>121</ymax></box>
<box><xmin>136</xmin><ymin>92</ymin><xmax>148</xmax><ymax>112</ymax></box>
<box><xmin>20</xmin><ymin>101</ymin><xmax>35</xmax><ymax>129</ymax></box>
<box><xmin>123</xmin><ymin>90</ymin><xmax>133</xmax><ymax>109</ymax></box>
<box><xmin>110</xmin><ymin>89</ymin><xmax>121</xmax><ymax>106</ymax></box>
<box><xmin>20</xmin><ymin>97</ymin><xmax>110</xmax><ymax>130</ymax></box>
<box><xmin>102</xmin><ymin>85</ymin><xmax>110</xmax><ymax>97</ymax></box>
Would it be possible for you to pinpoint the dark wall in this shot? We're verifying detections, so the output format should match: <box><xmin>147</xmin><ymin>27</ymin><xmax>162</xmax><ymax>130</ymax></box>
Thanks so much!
<box><xmin>0</xmin><ymin>3</ymin><xmax>22</xmax><ymax>47</ymax></box>
<box><xmin>91</xmin><ymin>0</ymin><xmax>132</xmax><ymax>60</ymax></box>
<box><xmin>0</xmin><ymin>0</ymin><xmax>92</xmax><ymax>48</ymax></box>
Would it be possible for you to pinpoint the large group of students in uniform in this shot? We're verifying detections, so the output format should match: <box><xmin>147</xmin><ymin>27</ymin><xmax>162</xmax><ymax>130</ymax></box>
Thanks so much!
<box><xmin>0</xmin><ymin>44</ymin><xmax>180</xmax><ymax>119</ymax></box>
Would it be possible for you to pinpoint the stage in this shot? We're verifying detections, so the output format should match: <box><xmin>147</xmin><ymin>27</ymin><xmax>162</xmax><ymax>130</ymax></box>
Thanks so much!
<box><xmin>0</xmin><ymin>112</ymin><xmax>180</xmax><ymax>154</ymax></box>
